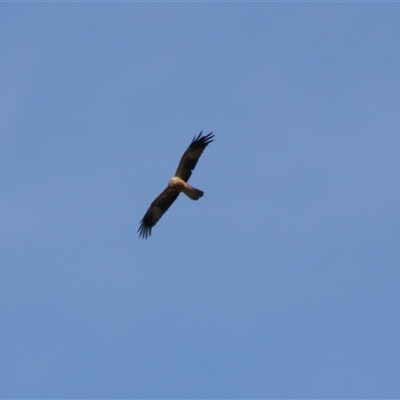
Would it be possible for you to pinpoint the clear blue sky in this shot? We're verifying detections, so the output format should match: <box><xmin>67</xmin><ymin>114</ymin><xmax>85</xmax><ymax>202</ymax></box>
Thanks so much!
<box><xmin>1</xmin><ymin>3</ymin><xmax>400</xmax><ymax>398</ymax></box>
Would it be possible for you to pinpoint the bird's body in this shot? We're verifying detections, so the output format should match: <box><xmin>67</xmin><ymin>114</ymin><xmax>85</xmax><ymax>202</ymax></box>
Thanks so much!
<box><xmin>138</xmin><ymin>131</ymin><xmax>214</xmax><ymax>239</ymax></box>
<box><xmin>168</xmin><ymin>176</ymin><xmax>204</xmax><ymax>200</ymax></box>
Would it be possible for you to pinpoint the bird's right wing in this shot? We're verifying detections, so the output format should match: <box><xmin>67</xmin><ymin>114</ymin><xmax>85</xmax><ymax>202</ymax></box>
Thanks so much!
<box><xmin>138</xmin><ymin>187</ymin><xmax>180</xmax><ymax>239</ymax></box>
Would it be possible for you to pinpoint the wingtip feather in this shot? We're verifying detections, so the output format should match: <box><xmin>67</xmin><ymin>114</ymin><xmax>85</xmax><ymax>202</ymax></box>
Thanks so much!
<box><xmin>191</xmin><ymin>131</ymin><xmax>215</xmax><ymax>146</ymax></box>
<box><xmin>138</xmin><ymin>218</ymin><xmax>151</xmax><ymax>239</ymax></box>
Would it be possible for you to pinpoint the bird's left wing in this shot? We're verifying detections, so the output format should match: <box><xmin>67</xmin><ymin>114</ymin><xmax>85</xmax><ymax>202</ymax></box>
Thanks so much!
<box><xmin>174</xmin><ymin>131</ymin><xmax>214</xmax><ymax>182</ymax></box>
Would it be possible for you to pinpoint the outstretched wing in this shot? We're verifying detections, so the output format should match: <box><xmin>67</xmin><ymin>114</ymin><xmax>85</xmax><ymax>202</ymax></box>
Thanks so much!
<box><xmin>138</xmin><ymin>187</ymin><xmax>180</xmax><ymax>239</ymax></box>
<box><xmin>174</xmin><ymin>131</ymin><xmax>214</xmax><ymax>182</ymax></box>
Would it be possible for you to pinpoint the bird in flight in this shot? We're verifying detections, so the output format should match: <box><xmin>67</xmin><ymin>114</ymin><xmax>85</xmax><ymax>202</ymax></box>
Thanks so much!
<box><xmin>138</xmin><ymin>131</ymin><xmax>215</xmax><ymax>239</ymax></box>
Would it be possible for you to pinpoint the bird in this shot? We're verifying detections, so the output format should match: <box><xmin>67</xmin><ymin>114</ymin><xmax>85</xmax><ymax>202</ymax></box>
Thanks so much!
<box><xmin>138</xmin><ymin>131</ymin><xmax>215</xmax><ymax>239</ymax></box>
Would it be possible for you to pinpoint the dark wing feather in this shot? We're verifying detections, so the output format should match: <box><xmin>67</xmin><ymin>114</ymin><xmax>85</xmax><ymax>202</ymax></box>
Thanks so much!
<box><xmin>138</xmin><ymin>187</ymin><xmax>180</xmax><ymax>239</ymax></box>
<box><xmin>174</xmin><ymin>131</ymin><xmax>214</xmax><ymax>182</ymax></box>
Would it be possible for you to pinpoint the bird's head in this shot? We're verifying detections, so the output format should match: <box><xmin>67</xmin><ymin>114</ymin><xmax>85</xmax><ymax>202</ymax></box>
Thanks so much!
<box><xmin>168</xmin><ymin>176</ymin><xmax>184</xmax><ymax>189</ymax></box>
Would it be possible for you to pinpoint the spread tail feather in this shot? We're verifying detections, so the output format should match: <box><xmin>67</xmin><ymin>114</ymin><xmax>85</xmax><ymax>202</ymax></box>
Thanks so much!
<box><xmin>183</xmin><ymin>185</ymin><xmax>203</xmax><ymax>200</ymax></box>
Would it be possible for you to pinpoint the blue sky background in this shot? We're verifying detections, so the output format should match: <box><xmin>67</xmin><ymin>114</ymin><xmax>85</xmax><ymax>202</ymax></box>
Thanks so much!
<box><xmin>1</xmin><ymin>3</ymin><xmax>400</xmax><ymax>398</ymax></box>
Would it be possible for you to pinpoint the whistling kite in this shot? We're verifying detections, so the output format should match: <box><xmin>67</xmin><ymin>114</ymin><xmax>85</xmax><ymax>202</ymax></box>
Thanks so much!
<box><xmin>138</xmin><ymin>131</ymin><xmax>214</xmax><ymax>239</ymax></box>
